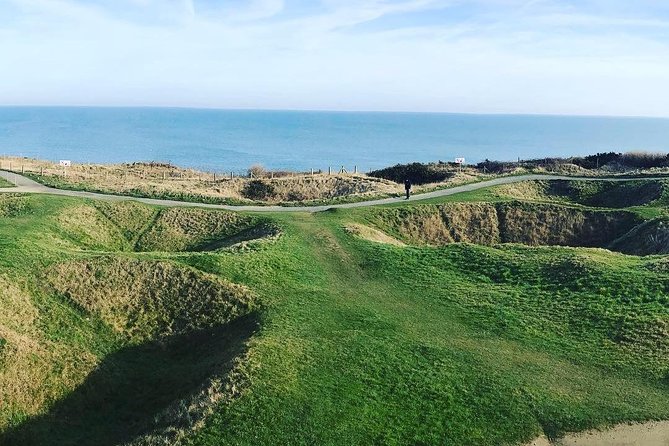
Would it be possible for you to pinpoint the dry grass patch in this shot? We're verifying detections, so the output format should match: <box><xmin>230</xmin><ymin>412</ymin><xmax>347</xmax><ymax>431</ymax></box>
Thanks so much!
<box><xmin>4</xmin><ymin>157</ymin><xmax>403</xmax><ymax>204</ymax></box>
<box><xmin>46</xmin><ymin>257</ymin><xmax>257</xmax><ymax>343</ymax></box>
<box><xmin>497</xmin><ymin>203</ymin><xmax>639</xmax><ymax>248</ymax></box>
<box><xmin>344</xmin><ymin>223</ymin><xmax>406</xmax><ymax>246</ymax></box>
<box><xmin>372</xmin><ymin>202</ymin><xmax>641</xmax><ymax>250</ymax></box>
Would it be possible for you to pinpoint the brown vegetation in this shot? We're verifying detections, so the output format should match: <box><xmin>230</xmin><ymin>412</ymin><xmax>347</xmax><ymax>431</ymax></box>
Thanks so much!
<box><xmin>0</xmin><ymin>157</ymin><xmax>403</xmax><ymax>204</ymax></box>
<box><xmin>372</xmin><ymin>202</ymin><xmax>642</xmax><ymax>250</ymax></box>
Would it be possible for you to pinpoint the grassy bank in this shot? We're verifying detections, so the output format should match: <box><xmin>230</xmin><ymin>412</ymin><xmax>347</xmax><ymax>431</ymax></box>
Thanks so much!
<box><xmin>0</xmin><ymin>179</ymin><xmax>668</xmax><ymax>445</ymax></box>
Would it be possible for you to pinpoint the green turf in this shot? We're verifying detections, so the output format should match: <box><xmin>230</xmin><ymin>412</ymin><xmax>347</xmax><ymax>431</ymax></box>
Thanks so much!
<box><xmin>0</xmin><ymin>182</ymin><xmax>668</xmax><ymax>445</ymax></box>
<box><xmin>0</xmin><ymin>177</ymin><xmax>15</xmax><ymax>188</ymax></box>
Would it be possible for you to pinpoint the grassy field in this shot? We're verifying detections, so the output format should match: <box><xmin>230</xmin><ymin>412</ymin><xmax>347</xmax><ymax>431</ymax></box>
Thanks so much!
<box><xmin>0</xmin><ymin>177</ymin><xmax>14</xmax><ymax>188</ymax></box>
<box><xmin>0</xmin><ymin>179</ymin><xmax>668</xmax><ymax>445</ymax></box>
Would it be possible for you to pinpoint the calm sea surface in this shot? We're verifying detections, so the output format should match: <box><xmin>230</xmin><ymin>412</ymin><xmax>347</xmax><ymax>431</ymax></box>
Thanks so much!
<box><xmin>0</xmin><ymin>107</ymin><xmax>668</xmax><ymax>173</ymax></box>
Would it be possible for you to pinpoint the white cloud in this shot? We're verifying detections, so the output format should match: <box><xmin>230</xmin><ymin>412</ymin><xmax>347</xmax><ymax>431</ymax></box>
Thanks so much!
<box><xmin>0</xmin><ymin>0</ymin><xmax>669</xmax><ymax>116</ymax></box>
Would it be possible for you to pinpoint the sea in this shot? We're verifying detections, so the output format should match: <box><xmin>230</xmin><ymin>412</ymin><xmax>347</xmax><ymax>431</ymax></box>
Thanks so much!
<box><xmin>0</xmin><ymin>107</ymin><xmax>668</xmax><ymax>173</ymax></box>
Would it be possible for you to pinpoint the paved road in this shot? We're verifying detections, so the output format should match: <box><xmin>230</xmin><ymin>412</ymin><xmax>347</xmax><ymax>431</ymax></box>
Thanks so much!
<box><xmin>0</xmin><ymin>170</ymin><xmax>665</xmax><ymax>213</ymax></box>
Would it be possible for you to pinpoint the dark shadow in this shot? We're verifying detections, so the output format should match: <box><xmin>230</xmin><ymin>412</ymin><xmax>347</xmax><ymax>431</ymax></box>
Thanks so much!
<box><xmin>1</xmin><ymin>314</ymin><xmax>258</xmax><ymax>446</ymax></box>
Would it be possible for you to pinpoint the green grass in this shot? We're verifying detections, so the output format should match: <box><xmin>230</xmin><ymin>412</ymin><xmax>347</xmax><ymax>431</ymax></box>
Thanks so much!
<box><xmin>0</xmin><ymin>185</ymin><xmax>668</xmax><ymax>445</ymax></box>
<box><xmin>0</xmin><ymin>177</ymin><xmax>15</xmax><ymax>188</ymax></box>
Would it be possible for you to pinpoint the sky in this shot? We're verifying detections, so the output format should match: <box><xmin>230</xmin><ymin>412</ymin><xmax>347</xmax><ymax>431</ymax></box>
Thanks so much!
<box><xmin>1</xmin><ymin>0</ymin><xmax>669</xmax><ymax>116</ymax></box>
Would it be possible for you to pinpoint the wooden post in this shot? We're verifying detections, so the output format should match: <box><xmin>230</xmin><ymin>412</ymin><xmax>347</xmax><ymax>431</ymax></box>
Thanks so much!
<box><xmin>213</xmin><ymin>172</ymin><xmax>216</xmax><ymax>182</ymax></box>
<box><xmin>354</xmin><ymin>165</ymin><xmax>357</xmax><ymax>174</ymax></box>
<box><xmin>21</xmin><ymin>165</ymin><xmax>24</xmax><ymax>174</ymax></box>
<box><xmin>328</xmin><ymin>166</ymin><xmax>331</xmax><ymax>175</ymax></box>
<box><xmin>163</xmin><ymin>172</ymin><xmax>166</xmax><ymax>181</ymax></box>
<box><xmin>230</xmin><ymin>172</ymin><xmax>234</xmax><ymax>180</ymax></box>
<box><xmin>311</xmin><ymin>168</ymin><xmax>314</xmax><ymax>176</ymax></box>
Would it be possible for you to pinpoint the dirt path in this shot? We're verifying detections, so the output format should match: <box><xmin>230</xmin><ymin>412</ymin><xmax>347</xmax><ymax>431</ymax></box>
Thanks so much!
<box><xmin>528</xmin><ymin>421</ymin><xmax>669</xmax><ymax>446</ymax></box>
<box><xmin>1</xmin><ymin>170</ymin><xmax>668</xmax><ymax>213</ymax></box>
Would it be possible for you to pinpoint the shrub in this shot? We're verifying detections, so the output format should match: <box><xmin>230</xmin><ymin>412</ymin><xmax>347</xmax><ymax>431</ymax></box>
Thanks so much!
<box><xmin>570</xmin><ymin>152</ymin><xmax>622</xmax><ymax>169</ymax></box>
<box><xmin>242</xmin><ymin>180</ymin><xmax>276</xmax><ymax>200</ymax></box>
<box><xmin>621</xmin><ymin>151</ymin><xmax>669</xmax><ymax>169</ymax></box>
<box><xmin>368</xmin><ymin>162</ymin><xmax>454</xmax><ymax>185</ymax></box>
<box><xmin>248</xmin><ymin>164</ymin><xmax>267</xmax><ymax>178</ymax></box>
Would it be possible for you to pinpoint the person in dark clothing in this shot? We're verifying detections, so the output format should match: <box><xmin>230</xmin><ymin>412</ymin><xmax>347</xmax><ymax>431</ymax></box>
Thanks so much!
<box><xmin>404</xmin><ymin>178</ymin><xmax>412</xmax><ymax>199</ymax></box>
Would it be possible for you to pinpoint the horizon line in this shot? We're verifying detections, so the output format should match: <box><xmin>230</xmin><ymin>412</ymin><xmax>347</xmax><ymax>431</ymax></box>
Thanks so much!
<box><xmin>1</xmin><ymin>104</ymin><xmax>669</xmax><ymax>121</ymax></box>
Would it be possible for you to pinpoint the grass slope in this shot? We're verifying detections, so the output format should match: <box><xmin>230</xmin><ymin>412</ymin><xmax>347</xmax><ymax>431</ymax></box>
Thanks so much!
<box><xmin>0</xmin><ymin>186</ymin><xmax>668</xmax><ymax>445</ymax></box>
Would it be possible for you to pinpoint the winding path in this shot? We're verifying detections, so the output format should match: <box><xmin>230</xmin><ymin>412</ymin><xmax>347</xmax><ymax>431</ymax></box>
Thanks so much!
<box><xmin>0</xmin><ymin>170</ymin><xmax>665</xmax><ymax>213</ymax></box>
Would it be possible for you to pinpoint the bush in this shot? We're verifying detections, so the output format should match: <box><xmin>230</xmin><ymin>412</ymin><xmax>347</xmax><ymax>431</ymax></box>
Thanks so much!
<box><xmin>248</xmin><ymin>164</ymin><xmax>267</xmax><ymax>178</ymax></box>
<box><xmin>570</xmin><ymin>152</ymin><xmax>621</xmax><ymax>169</ymax></box>
<box><xmin>368</xmin><ymin>162</ymin><xmax>454</xmax><ymax>185</ymax></box>
<box><xmin>243</xmin><ymin>180</ymin><xmax>276</xmax><ymax>200</ymax></box>
<box><xmin>476</xmin><ymin>160</ymin><xmax>513</xmax><ymax>174</ymax></box>
<box><xmin>621</xmin><ymin>151</ymin><xmax>669</xmax><ymax>169</ymax></box>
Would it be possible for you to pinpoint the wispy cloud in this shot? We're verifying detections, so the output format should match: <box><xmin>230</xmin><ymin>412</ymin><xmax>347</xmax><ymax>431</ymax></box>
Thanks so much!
<box><xmin>1</xmin><ymin>0</ymin><xmax>669</xmax><ymax>116</ymax></box>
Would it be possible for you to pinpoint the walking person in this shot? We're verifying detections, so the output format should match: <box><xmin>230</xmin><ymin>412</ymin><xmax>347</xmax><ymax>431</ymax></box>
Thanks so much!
<box><xmin>404</xmin><ymin>178</ymin><xmax>412</xmax><ymax>199</ymax></box>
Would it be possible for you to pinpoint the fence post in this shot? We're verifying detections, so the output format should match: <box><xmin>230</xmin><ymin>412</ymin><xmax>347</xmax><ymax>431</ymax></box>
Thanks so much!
<box><xmin>328</xmin><ymin>166</ymin><xmax>331</xmax><ymax>175</ymax></box>
<box><xmin>311</xmin><ymin>168</ymin><xmax>314</xmax><ymax>176</ymax></box>
<box><xmin>354</xmin><ymin>165</ymin><xmax>357</xmax><ymax>174</ymax></box>
<box><xmin>40</xmin><ymin>167</ymin><xmax>43</xmax><ymax>176</ymax></box>
<box><xmin>21</xmin><ymin>165</ymin><xmax>24</xmax><ymax>174</ymax></box>
<box><xmin>230</xmin><ymin>172</ymin><xmax>234</xmax><ymax>180</ymax></box>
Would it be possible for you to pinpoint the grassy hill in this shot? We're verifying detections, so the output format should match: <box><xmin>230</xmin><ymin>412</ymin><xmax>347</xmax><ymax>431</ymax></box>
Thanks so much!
<box><xmin>1</xmin><ymin>179</ymin><xmax>668</xmax><ymax>445</ymax></box>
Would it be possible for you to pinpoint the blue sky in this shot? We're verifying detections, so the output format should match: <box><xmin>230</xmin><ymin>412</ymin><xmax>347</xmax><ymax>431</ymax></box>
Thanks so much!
<box><xmin>1</xmin><ymin>0</ymin><xmax>669</xmax><ymax>116</ymax></box>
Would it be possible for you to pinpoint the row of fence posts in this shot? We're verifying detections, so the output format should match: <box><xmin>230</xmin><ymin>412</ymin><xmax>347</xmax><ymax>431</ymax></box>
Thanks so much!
<box><xmin>0</xmin><ymin>160</ymin><xmax>364</xmax><ymax>181</ymax></box>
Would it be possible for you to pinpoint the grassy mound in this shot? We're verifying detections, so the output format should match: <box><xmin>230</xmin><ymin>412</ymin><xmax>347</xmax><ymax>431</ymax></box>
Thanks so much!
<box><xmin>46</xmin><ymin>257</ymin><xmax>256</xmax><ymax>342</ymax></box>
<box><xmin>0</xmin><ymin>276</ymin><xmax>97</xmax><ymax>432</ymax></box>
<box><xmin>54</xmin><ymin>201</ymin><xmax>277</xmax><ymax>253</ymax></box>
<box><xmin>135</xmin><ymin>207</ymin><xmax>262</xmax><ymax>252</ymax></box>
<box><xmin>495</xmin><ymin>180</ymin><xmax>666</xmax><ymax>208</ymax></box>
<box><xmin>94</xmin><ymin>201</ymin><xmax>158</xmax><ymax>242</ymax></box>
<box><xmin>371</xmin><ymin>202</ymin><xmax>640</xmax><ymax>249</ymax></box>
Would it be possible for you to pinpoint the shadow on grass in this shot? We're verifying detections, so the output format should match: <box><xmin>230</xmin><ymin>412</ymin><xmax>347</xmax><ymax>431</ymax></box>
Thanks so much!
<box><xmin>1</xmin><ymin>314</ymin><xmax>258</xmax><ymax>446</ymax></box>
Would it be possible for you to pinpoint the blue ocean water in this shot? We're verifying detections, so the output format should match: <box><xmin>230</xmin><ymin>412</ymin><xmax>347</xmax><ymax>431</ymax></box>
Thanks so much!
<box><xmin>0</xmin><ymin>107</ymin><xmax>668</xmax><ymax>173</ymax></box>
